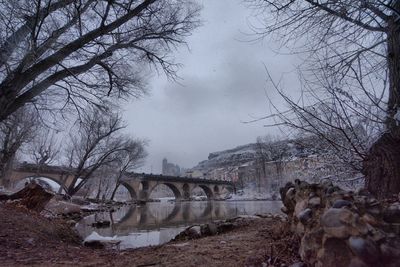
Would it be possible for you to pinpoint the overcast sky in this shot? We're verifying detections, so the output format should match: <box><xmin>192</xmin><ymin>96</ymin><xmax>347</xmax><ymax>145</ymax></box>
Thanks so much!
<box><xmin>123</xmin><ymin>0</ymin><xmax>300</xmax><ymax>173</ymax></box>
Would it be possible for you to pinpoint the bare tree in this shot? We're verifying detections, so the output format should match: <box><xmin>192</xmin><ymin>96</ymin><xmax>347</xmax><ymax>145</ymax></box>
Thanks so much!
<box><xmin>0</xmin><ymin>0</ymin><xmax>201</xmax><ymax>122</ymax></box>
<box><xmin>110</xmin><ymin>138</ymin><xmax>147</xmax><ymax>200</ymax></box>
<box><xmin>27</xmin><ymin>130</ymin><xmax>60</xmax><ymax>166</ymax></box>
<box><xmin>0</xmin><ymin>107</ymin><xmax>38</xmax><ymax>185</ymax></box>
<box><xmin>63</xmin><ymin>108</ymin><xmax>132</xmax><ymax>196</ymax></box>
<box><xmin>247</xmin><ymin>0</ymin><xmax>400</xmax><ymax>198</ymax></box>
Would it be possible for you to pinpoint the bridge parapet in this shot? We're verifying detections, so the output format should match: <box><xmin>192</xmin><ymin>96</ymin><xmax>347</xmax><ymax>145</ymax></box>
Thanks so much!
<box><xmin>121</xmin><ymin>172</ymin><xmax>234</xmax><ymax>186</ymax></box>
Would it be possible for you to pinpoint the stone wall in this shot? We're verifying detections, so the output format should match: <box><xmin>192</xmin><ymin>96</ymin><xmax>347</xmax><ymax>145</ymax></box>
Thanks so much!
<box><xmin>280</xmin><ymin>180</ymin><xmax>400</xmax><ymax>267</ymax></box>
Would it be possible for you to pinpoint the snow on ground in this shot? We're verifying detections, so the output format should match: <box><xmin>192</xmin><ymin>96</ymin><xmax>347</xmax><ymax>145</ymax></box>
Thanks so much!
<box><xmin>84</xmin><ymin>231</ymin><xmax>118</xmax><ymax>243</ymax></box>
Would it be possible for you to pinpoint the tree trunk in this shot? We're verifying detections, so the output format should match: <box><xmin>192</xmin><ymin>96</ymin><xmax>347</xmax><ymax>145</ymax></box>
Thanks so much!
<box><xmin>110</xmin><ymin>182</ymin><xmax>120</xmax><ymax>200</ymax></box>
<box><xmin>363</xmin><ymin>9</ymin><xmax>400</xmax><ymax>199</ymax></box>
<box><xmin>363</xmin><ymin>133</ymin><xmax>400</xmax><ymax>199</ymax></box>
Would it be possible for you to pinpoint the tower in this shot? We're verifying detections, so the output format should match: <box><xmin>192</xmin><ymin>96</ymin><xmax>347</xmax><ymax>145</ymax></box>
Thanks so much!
<box><xmin>162</xmin><ymin>158</ymin><xmax>168</xmax><ymax>175</ymax></box>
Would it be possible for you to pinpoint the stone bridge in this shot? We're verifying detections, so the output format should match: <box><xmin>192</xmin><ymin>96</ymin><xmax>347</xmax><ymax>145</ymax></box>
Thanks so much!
<box><xmin>119</xmin><ymin>173</ymin><xmax>233</xmax><ymax>201</ymax></box>
<box><xmin>6</xmin><ymin>163</ymin><xmax>234</xmax><ymax>201</ymax></box>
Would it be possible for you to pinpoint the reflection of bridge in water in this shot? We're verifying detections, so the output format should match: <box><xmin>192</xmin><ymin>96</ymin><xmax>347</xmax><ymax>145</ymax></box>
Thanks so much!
<box><xmin>76</xmin><ymin>200</ymin><xmax>283</xmax><ymax>249</ymax></box>
<box><xmin>110</xmin><ymin>201</ymin><xmax>230</xmax><ymax>234</ymax></box>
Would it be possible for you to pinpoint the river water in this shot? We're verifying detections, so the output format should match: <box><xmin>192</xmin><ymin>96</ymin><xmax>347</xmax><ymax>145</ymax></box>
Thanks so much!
<box><xmin>76</xmin><ymin>200</ymin><xmax>282</xmax><ymax>249</ymax></box>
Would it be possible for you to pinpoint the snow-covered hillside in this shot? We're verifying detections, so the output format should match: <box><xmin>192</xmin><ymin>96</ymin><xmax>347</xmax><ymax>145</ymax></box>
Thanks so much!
<box><xmin>192</xmin><ymin>143</ymin><xmax>259</xmax><ymax>171</ymax></box>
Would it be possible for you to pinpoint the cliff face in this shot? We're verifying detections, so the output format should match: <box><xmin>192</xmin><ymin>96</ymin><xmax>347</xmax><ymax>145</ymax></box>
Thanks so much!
<box><xmin>192</xmin><ymin>143</ymin><xmax>259</xmax><ymax>171</ymax></box>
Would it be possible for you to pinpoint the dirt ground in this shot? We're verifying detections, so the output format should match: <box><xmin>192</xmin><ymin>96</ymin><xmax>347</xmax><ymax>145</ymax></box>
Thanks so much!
<box><xmin>0</xmin><ymin>203</ymin><xmax>301</xmax><ymax>267</ymax></box>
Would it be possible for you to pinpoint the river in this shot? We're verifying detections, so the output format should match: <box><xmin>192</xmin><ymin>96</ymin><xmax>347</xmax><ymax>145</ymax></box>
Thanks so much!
<box><xmin>76</xmin><ymin>200</ymin><xmax>282</xmax><ymax>249</ymax></box>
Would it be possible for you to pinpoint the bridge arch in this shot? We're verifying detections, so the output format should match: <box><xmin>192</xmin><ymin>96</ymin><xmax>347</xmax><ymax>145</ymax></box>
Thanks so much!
<box><xmin>149</xmin><ymin>183</ymin><xmax>182</xmax><ymax>200</ymax></box>
<box><xmin>196</xmin><ymin>184</ymin><xmax>214</xmax><ymax>199</ymax></box>
<box><xmin>116</xmin><ymin>181</ymin><xmax>138</xmax><ymax>200</ymax></box>
<box><xmin>13</xmin><ymin>175</ymin><xmax>68</xmax><ymax>193</ymax></box>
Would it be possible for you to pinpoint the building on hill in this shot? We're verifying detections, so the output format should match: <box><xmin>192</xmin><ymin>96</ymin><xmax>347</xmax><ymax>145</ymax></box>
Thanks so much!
<box><xmin>162</xmin><ymin>158</ymin><xmax>181</xmax><ymax>176</ymax></box>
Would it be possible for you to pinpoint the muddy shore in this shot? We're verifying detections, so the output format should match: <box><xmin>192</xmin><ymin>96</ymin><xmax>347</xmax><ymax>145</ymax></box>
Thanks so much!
<box><xmin>0</xmin><ymin>202</ymin><xmax>301</xmax><ymax>267</ymax></box>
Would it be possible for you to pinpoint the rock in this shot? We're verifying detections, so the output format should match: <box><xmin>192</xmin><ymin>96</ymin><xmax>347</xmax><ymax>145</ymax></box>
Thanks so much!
<box><xmin>308</xmin><ymin>197</ymin><xmax>321</xmax><ymax>208</ymax></box>
<box><xmin>381</xmin><ymin>244</ymin><xmax>400</xmax><ymax>264</ymax></box>
<box><xmin>348</xmin><ymin>258</ymin><xmax>369</xmax><ymax>267</ymax></box>
<box><xmin>348</xmin><ymin>237</ymin><xmax>379</xmax><ymax>264</ymax></box>
<box><xmin>187</xmin><ymin>225</ymin><xmax>202</xmax><ymax>238</ymax></box>
<box><xmin>295</xmin><ymin>200</ymin><xmax>308</xmax><ymax>218</ymax></box>
<box><xmin>326</xmin><ymin>186</ymin><xmax>336</xmax><ymax>195</ymax></box>
<box><xmin>175</xmin><ymin>225</ymin><xmax>201</xmax><ymax>240</ymax></box>
<box><xmin>201</xmin><ymin>223</ymin><xmax>218</xmax><ymax>236</ymax></box>
<box><xmin>84</xmin><ymin>239</ymin><xmax>121</xmax><ymax>249</ymax></box>
<box><xmin>383</xmin><ymin>203</ymin><xmax>400</xmax><ymax>223</ymax></box>
<box><xmin>318</xmin><ymin>238</ymin><xmax>352</xmax><ymax>267</ymax></box>
<box><xmin>84</xmin><ymin>240</ymin><xmax>104</xmax><ymax>249</ymax></box>
<box><xmin>286</xmin><ymin>187</ymin><xmax>296</xmax><ymax>200</ymax></box>
<box><xmin>332</xmin><ymin>199</ymin><xmax>352</xmax><ymax>209</ymax></box>
<box><xmin>289</xmin><ymin>262</ymin><xmax>306</xmax><ymax>267</ymax></box>
<box><xmin>298</xmin><ymin>208</ymin><xmax>312</xmax><ymax>225</ymax></box>
<box><xmin>321</xmin><ymin>208</ymin><xmax>357</xmax><ymax>238</ymax></box>
<box><xmin>380</xmin><ymin>238</ymin><xmax>400</xmax><ymax>260</ymax></box>
<box><xmin>217</xmin><ymin>222</ymin><xmax>234</xmax><ymax>233</ymax></box>
<box><xmin>91</xmin><ymin>220</ymin><xmax>110</xmax><ymax>228</ymax></box>
<box><xmin>281</xmin><ymin>206</ymin><xmax>289</xmax><ymax>214</ymax></box>
<box><xmin>366</xmin><ymin>207</ymin><xmax>381</xmax><ymax>217</ymax></box>
<box><xmin>299</xmin><ymin>228</ymin><xmax>324</xmax><ymax>264</ymax></box>
<box><xmin>369</xmin><ymin>228</ymin><xmax>386</xmax><ymax>243</ymax></box>
<box><xmin>361</xmin><ymin>213</ymin><xmax>379</xmax><ymax>227</ymax></box>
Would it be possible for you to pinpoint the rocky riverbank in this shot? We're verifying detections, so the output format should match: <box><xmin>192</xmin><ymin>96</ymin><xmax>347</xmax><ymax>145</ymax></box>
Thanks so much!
<box><xmin>2</xmin><ymin>180</ymin><xmax>400</xmax><ymax>266</ymax></box>
<box><xmin>280</xmin><ymin>179</ymin><xmax>400</xmax><ymax>267</ymax></box>
<box><xmin>0</xmin><ymin>202</ymin><xmax>301</xmax><ymax>266</ymax></box>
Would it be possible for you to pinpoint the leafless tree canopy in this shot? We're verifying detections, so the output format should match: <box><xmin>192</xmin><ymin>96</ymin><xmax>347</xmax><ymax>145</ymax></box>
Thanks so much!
<box><xmin>0</xmin><ymin>0</ymin><xmax>201</xmax><ymax>121</ymax></box>
<box><xmin>248</xmin><ymin>0</ymin><xmax>399</xmax><ymax>129</ymax></box>
<box><xmin>248</xmin><ymin>0</ymin><xmax>400</xmax><ymax>197</ymax></box>
<box><xmin>0</xmin><ymin>106</ymin><xmax>38</xmax><ymax>180</ymax></box>
<box><xmin>63</xmin><ymin>107</ymin><xmax>146</xmax><ymax>196</ymax></box>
